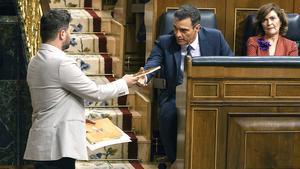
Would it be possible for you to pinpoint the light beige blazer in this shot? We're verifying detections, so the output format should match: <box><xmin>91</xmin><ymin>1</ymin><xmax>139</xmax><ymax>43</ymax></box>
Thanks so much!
<box><xmin>24</xmin><ymin>44</ymin><xmax>128</xmax><ymax>161</ymax></box>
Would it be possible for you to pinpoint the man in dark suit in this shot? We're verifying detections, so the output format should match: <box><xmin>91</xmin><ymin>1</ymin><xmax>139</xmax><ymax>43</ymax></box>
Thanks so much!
<box><xmin>138</xmin><ymin>4</ymin><xmax>233</xmax><ymax>165</ymax></box>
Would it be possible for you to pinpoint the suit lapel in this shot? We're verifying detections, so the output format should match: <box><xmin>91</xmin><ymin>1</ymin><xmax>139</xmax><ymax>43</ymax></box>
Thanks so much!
<box><xmin>173</xmin><ymin>44</ymin><xmax>182</xmax><ymax>85</ymax></box>
<box><xmin>172</xmin><ymin>42</ymin><xmax>182</xmax><ymax>70</ymax></box>
<box><xmin>199</xmin><ymin>28</ymin><xmax>208</xmax><ymax>56</ymax></box>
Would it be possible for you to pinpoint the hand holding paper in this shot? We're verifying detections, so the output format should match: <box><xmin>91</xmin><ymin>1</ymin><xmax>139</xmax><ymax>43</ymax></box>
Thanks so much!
<box><xmin>122</xmin><ymin>74</ymin><xmax>139</xmax><ymax>87</ymax></box>
<box><xmin>136</xmin><ymin>67</ymin><xmax>147</xmax><ymax>87</ymax></box>
<box><xmin>134</xmin><ymin>66</ymin><xmax>161</xmax><ymax>78</ymax></box>
<box><xmin>135</xmin><ymin>66</ymin><xmax>161</xmax><ymax>87</ymax></box>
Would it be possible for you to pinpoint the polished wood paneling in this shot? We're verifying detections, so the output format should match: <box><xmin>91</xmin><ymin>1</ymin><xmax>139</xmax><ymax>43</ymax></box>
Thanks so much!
<box><xmin>144</xmin><ymin>0</ymin><xmax>157</xmax><ymax>59</ymax></box>
<box><xmin>224</xmin><ymin>83</ymin><xmax>272</xmax><ymax>98</ymax></box>
<box><xmin>227</xmin><ymin>115</ymin><xmax>300</xmax><ymax>169</ymax></box>
<box><xmin>183</xmin><ymin>62</ymin><xmax>300</xmax><ymax>169</ymax></box>
<box><xmin>191</xmin><ymin>108</ymin><xmax>218</xmax><ymax>169</ymax></box>
<box><xmin>276</xmin><ymin>83</ymin><xmax>300</xmax><ymax>98</ymax></box>
<box><xmin>295</xmin><ymin>0</ymin><xmax>300</xmax><ymax>13</ymax></box>
<box><xmin>193</xmin><ymin>83</ymin><xmax>219</xmax><ymax>98</ymax></box>
<box><xmin>190</xmin><ymin>66</ymin><xmax>300</xmax><ymax>79</ymax></box>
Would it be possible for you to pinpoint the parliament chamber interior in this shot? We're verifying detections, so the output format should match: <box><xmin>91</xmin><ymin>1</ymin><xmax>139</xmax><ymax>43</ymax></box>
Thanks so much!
<box><xmin>1</xmin><ymin>0</ymin><xmax>300</xmax><ymax>169</ymax></box>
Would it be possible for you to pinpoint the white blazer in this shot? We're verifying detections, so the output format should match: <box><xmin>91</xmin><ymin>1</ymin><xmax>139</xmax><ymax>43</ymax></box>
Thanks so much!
<box><xmin>24</xmin><ymin>44</ymin><xmax>128</xmax><ymax>161</ymax></box>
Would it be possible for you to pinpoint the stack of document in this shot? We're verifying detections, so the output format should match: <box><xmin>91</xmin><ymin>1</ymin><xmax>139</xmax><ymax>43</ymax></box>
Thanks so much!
<box><xmin>86</xmin><ymin>118</ymin><xmax>131</xmax><ymax>152</ymax></box>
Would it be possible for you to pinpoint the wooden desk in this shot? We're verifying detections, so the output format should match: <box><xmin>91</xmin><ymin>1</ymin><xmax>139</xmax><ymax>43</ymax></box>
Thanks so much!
<box><xmin>178</xmin><ymin>57</ymin><xmax>300</xmax><ymax>169</ymax></box>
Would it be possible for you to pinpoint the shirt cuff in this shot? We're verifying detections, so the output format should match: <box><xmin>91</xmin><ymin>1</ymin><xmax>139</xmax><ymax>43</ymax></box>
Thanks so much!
<box><xmin>114</xmin><ymin>78</ymin><xmax>129</xmax><ymax>96</ymax></box>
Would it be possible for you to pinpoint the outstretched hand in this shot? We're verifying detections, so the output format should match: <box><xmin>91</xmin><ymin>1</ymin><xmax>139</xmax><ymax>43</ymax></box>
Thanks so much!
<box><xmin>122</xmin><ymin>74</ymin><xmax>138</xmax><ymax>87</ymax></box>
<box><xmin>136</xmin><ymin>67</ymin><xmax>147</xmax><ymax>87</ymax></box>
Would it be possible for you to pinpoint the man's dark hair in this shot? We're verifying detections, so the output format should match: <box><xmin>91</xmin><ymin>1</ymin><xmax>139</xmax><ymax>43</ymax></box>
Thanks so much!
<box><xmin>40</xmin><ymin>9</ymin><xmax>71</xmax><ymax>43</ymax></box>
<box><xmin>174</xmin><ymin>4</ymin><xmax>201</xmax><ymax>26</ymax></box>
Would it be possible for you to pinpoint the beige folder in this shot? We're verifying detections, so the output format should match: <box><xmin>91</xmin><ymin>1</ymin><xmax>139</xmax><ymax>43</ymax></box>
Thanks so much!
<box><xmin>86</xmin><ymin>118</ymin><xmax>123</xmax><ymax>144</ymax></box>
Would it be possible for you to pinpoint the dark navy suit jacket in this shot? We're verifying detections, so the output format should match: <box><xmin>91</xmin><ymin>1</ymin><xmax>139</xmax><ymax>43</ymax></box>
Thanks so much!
<box><xmin>144</xmin><ymin>27</ymin><xmax>233</xmax><ymax>102</ymax></box>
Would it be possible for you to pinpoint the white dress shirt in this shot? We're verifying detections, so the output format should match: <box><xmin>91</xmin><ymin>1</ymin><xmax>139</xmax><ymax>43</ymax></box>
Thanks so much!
<box><xmin>180</xmin><ymin>35</ymin><xmax>201</xmax><ymax>71</ymax></box>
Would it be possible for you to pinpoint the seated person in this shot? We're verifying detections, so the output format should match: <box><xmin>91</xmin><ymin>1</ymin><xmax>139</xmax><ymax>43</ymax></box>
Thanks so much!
<box><xmin>247</xmin><ymin>3</ymin><xmax>298</xmax><ymax>56</ymax></box>
<box><xmin>137</xmin><ymin>4</ymin><xmax>233</xmax><ymax>166</ymax></box>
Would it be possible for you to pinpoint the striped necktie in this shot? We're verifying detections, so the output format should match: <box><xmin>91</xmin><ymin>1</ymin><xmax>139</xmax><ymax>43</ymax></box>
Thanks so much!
<box><xmin>178</xmin><ymin>45</ymin><xmax>192</xmax><ymax>85</ymax></box>
<box><xmin>186</xmin><ymin>45</ymin><xmax>192</xmax><ymax>57</ymax></box>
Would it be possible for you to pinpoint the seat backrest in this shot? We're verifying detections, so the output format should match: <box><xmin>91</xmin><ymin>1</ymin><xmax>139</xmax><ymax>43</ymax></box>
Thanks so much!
<box><xmin>158</xmin><ymin>8</ymin><xmax>217</xmax><ymax>36</ymax></box>
<box><xmin>243</xmin><ymin>13</ymin><xmax>300</xmax><ymax>55</ymax></box>
<box><xmin>286</xmin><ymin>14</ymin><xmax>300</xmax><ymax>43</ymax></box>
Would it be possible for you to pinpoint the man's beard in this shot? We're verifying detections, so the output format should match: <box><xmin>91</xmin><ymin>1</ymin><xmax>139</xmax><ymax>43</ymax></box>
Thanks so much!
<box><xmin>62</xmin><ymin>37</ymin><xmax>70</xmax><ymax>50</ymax></box>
